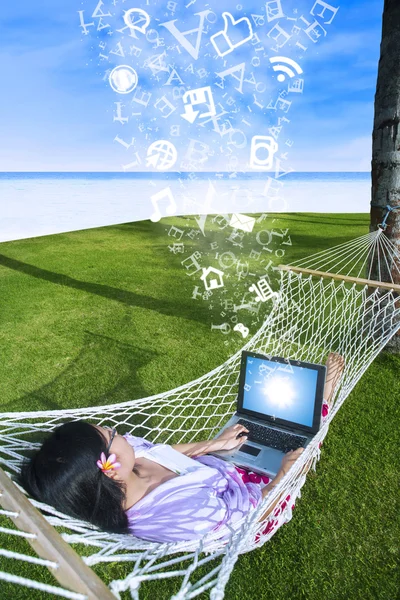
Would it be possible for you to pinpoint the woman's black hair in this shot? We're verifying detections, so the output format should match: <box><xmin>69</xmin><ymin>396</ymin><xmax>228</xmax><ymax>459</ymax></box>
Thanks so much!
<box><xmin>16</xmin><ymin>420</ymin><xmax>132</xmax><ymax>535</ymax></box>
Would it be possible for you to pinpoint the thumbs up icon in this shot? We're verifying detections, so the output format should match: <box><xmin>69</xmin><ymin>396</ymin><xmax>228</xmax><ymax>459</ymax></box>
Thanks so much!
<box><xmin>210</xmin><ymin>12</ymin><xmax>253</xmax><ymax>57</ymax></box>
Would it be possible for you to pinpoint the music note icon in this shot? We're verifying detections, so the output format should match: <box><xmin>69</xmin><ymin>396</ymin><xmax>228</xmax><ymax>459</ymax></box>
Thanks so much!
<box><xmin>150</xmin><ymin>187</ymin><xmax>177</xmax><ymax>222</ymax></box>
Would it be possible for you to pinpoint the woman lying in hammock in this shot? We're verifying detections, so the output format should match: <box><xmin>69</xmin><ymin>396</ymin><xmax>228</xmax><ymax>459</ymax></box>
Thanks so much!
<box><xmin>17</xmin><ymin>353</ymin><xmax>345</xmax><ymax>544</ymax></box>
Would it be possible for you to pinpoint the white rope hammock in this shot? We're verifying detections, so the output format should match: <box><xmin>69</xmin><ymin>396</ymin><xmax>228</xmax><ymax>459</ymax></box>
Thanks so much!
<box><xmin>0</xmin><ymin>227</ymin><xmax>399</xmax><ymax>599</ymax></box>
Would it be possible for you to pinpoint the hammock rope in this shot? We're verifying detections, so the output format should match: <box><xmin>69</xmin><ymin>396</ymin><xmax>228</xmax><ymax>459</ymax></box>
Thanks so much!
<box><xmin>0</xmin><ymin>228</ymin><xmax>399</xmax><ymax>599</ymax></box>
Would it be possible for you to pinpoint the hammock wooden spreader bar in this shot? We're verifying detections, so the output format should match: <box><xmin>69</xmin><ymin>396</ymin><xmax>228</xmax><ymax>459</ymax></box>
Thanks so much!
<box><xmin>278</xmin><ymin>264</ymin><xmax>400</xmax><ymax>292</ymax></box>
<box><xmin>0</xmin><ymin>466</ymin><xmax>115</xmax><ymax>600</ymax></box>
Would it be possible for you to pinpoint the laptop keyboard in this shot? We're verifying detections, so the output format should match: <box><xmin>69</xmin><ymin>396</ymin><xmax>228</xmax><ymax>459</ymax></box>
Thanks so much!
<box><xmin>236</xmin><ymin>418</ymin><xmax>308</xmax><ymax>453</ymax></box>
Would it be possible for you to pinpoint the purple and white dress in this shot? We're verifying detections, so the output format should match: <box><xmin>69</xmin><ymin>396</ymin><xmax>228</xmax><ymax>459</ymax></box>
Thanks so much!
<box><xmin>123</xmin><ymin>433</ymin><xmax>265</xmax><ymax>544</ymax></box>
<box><xmin>124</xmin><ymin>401</ymin><xmax>330</xmax><ymax>544</ymax></box>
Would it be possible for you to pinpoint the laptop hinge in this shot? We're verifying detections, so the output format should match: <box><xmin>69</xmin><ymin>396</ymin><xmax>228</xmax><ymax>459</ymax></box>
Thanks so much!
<box><xmin>236</xmin><ymin>411</ymin><xmax>311</xmax><ymax>437</ymax></box>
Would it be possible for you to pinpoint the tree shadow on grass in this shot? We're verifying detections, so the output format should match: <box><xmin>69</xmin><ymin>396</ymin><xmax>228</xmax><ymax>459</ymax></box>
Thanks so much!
<box><xmin>0</xmin><ymin>225</ymin><xmax>364</xmax><ymax>336</ymax></box>
<box><xmin>270</xmin><ymin>213</ymin><xmax>369</xmax><ymax>227</ymax></box>
<box><xmin>109</xmin><ymin>214</ymin><xmax>368</xmax><ymax>230</ymax></box>
<box><xmin>263</xmin><ymin>232</ymin><xmax>365</xmax><ymax>266</ymax></box>
<box><xmin>272</xmin><ymin>217</ymin><xmax>368</xmax><ymax>227</ymax></box>
<box><xmin>0</xmin><ymin>253</ymin><xmax>209</xmax><ymax>325</ymax></box>
<box><xmin>1</xmin><ymin>330</ymin><xmax>159</xmax><ymax>415</ymax></box>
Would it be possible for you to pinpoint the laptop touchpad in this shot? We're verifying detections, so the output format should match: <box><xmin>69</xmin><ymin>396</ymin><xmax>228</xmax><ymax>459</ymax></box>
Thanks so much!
<box><xmin>238</xmin><ymin>443</ymin><xmax>261</xmax><ymax>457</ymax></box>
<box><xmin>262</xmin><ymin>447</ymin><xmax>284</xmax><ymax>473</ymax></box>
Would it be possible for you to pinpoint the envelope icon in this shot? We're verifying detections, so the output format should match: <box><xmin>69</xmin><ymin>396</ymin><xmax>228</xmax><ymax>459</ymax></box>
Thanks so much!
<box><xmin>229</xmin><ymin>213</ymin><xmax>255</xmax><ymax>233</ymax></box>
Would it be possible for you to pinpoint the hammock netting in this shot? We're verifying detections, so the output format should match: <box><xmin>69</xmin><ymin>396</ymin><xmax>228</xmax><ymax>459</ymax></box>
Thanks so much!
<box><xmin>0</xmin><ymin>228</ymin><xmax>399</xmax><ymax>599</ymax></box>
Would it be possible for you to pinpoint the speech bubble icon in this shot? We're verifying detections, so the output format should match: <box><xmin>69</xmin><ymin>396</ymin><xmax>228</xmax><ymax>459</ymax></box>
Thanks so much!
<box><xmin>123</xmin><ymin>8</ymin><xmax>151</xmax><ymax>34</ymax></box>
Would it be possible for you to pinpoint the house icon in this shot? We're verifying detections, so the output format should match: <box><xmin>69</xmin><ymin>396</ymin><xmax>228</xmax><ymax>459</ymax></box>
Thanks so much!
<box><xmin>200</xmin><ymin>267</ymin><xmax>225</xmax><ymax>291</ymax></box>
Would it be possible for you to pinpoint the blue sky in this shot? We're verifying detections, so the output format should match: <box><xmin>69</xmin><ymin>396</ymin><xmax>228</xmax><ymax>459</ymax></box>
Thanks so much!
<box><xmin>0</xmin><ymin>0</ymin><xmax>383</xmax><ymax>172</ymax></box>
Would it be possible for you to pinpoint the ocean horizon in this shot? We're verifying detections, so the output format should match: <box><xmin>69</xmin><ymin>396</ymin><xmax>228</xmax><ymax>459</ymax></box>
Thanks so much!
<box><xmin>0</xmin><ymin>171</ymin><xmax>370</xmax><ymax>179</ymax></box>
<box><xmin>0</xmin><ymin>172</ymin><xmax>372</xmax><ymax>243</ymax></box>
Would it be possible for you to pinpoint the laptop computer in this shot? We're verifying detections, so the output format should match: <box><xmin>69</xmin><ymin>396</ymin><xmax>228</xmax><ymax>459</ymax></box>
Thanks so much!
<box><xmin>209</xmin><ymin>350</ymin><xmax>327</xmax><ymax>478</ymax></box>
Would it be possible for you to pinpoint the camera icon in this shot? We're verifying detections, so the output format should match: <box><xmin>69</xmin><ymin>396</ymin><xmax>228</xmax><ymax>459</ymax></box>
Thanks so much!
<box><xmin>250</xmin><ymin>136</ymin><xmax>278</xmax><ymax>170</ymax></box>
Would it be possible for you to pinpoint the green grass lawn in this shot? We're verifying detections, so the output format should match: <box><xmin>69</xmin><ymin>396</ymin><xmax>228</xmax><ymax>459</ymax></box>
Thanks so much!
<box><xmin>0</xmin><ymin>213</ymin><xmax>399</xmax><ymax>600</ymax></box>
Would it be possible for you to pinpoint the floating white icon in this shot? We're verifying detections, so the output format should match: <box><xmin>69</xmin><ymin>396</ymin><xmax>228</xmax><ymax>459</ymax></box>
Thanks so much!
<box><xmin>250</xmin><ymin>136</ymin><xmax>278</xmax><ymax>170</ymax></box>
<box><xmin>229</xmin><ymin>213</ymin><xmax>255</xmax><ymax>233</ymax></box>
<box><xmin>211</xmin><ymin>322</ymin><xmax>231</xmax><ymax>334</ymax></box>
<box><xmin>150</xmin><ymin>187</ymin><xmax>177</xmax><ymax>222</ymax></box>
<box><xmin>146</xmin><ymin>140</ymin><xmax>177</xmax><ymax>171</ymax></box>
<box><xmin>181</xmin><ymin>86</ymin><xmax>216</xmax><ymax>123</ymax></box>
<box><xmin>233</xmin><ymin>323</ymin><xmax>250</xmax><ymax>338</ymax></box>
<box><xmin>210</xmin><ymin>12</ymin><xmax>253</xmax><ymax>57</ymax></box>
<box><xmin>249</xmin><ymin>278</ymin><xmax>280</xmax><ymax>303</ymax></box>
<box><xmin>109</xmin><ymin>65</ymin><xmax>138</xmax><ymax>94</ymax></box>
<box><xmin>123</xmin><ymin>8</ymin><xmax>151</xmax><ymax>34</ymax></box>
<box><xmin>200</xmin><ymin>267</ymin><xmax>225</xmax><ymax>291</ymax></box>
<box><xmin>269</xmin><ymin>56</ymin><xmax>303</xmax><ymax>83</ymax></box>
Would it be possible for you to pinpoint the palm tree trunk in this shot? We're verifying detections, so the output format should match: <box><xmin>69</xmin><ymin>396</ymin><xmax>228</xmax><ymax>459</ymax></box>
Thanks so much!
<box><xmin>369</xmin><ymin>0</ymin><xmax>400</xmax><ymax>352</ymax></box>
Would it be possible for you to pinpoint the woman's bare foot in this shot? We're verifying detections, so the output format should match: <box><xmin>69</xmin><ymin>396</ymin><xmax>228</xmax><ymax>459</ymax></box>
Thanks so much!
<box><xmin>324</xmin><ymin>352</ymin><xmax>345</xmax><ymax>407</ymax></box>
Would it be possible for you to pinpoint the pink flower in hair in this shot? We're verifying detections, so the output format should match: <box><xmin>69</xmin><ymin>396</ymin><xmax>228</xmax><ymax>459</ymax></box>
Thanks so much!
<box><xmin>96</xmin><ymin>452</ymin><xmax>121</xmax><ymax>473</ymax></box>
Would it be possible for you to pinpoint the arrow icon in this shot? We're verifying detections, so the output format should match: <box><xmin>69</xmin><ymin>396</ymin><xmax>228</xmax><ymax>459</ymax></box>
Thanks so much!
<box><xmin>181</xmin><ymin>104</ymin><xmax>200</xmax><ymax>123</ymax></box>
<box><xmin>146</xmin><ymin>153</ymin><xmax>160</xmax><ymax>168</ymax></box>
<box><xmin>145</xmin><ymin>140</ymin><xmax>177</xmax><ymax>171</ymax></box>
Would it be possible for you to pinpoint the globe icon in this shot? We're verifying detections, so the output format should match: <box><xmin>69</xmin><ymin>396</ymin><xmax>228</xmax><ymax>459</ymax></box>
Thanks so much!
<box><xmin>146</xmin><ymin>140</ymin><xmax>177</xmax><ymax>171</ymax></box>
<box><xmin>109</xmin><ymin>65</ymin><xmax>138</xmax><ymax>94</ymax></box>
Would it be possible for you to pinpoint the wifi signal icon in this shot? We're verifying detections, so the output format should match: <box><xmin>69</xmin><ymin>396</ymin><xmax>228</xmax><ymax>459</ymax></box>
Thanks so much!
<box><xmin>270</xmin><ymin>56</ymin><xmax>303</xmax><ymax>83</ymax></box>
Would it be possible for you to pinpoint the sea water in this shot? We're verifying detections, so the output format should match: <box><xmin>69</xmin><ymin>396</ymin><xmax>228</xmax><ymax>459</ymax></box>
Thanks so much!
<box><xmin>0</xmin><ymin>172</ymin><xmax>370</xmax><ymax>243</ymax></box>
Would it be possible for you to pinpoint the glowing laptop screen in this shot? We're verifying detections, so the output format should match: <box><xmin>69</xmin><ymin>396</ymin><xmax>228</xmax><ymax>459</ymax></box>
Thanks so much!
<box><xmin>242</xmin><ymin>356</ymin><xmax>319</xmax><ymax>428</ymax></box>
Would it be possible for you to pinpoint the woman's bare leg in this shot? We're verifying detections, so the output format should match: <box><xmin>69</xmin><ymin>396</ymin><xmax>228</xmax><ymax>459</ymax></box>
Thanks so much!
<box><xmin>298</xmin><ymin>352</ymin><xmax>345</xmax><ymax>477</ymax></box>
<box><xmin>258</xmin><ymin>352</ymin><xmax>346</xmax><ymax>524</ymax></box>
<box><xmin>323</xmin><ymin>352</ymin><xmax>346</xmax><ymax>407</ymax></box>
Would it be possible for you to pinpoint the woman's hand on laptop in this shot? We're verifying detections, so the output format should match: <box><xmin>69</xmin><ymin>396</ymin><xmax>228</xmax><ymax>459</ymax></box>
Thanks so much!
<box><xmin>213</xmin><ymin>424</ymin><xmax>249</xmax><ymax>452</ymax></box>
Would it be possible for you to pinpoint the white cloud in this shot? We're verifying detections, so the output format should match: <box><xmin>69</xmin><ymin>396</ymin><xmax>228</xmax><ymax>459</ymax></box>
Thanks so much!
<box><xmin>303</xmin><ymin>28</ymin><xmax>380</xmax><ymax>65</ymax></box>
<box><xmin>291</xmin><ymin>136</ymin><xmax>372</xmax><ymax>171</ymax></box>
